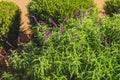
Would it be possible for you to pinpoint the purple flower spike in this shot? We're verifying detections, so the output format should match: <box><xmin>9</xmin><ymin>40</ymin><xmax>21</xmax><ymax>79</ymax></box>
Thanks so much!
<box><xmin>90</xmin><ymin>12</ymin><xmax>93</xmax><ymax>16</ymax></box>
<box><xmin>102</xmin><ymin>11</ymin><xmax>107</xmax><ymax>16</ymax></box>
<box><xmin>39</xmin><ymin>20</ymin><xmax>46</xmax><ymax>24</ymax></box>
<box><xmin>83</xmin><ymin>11</ymin><xmax>87</xmax><ymax>18</ymax></box>
<box><xmin>45</xmin><ymin>31</ymin><xmax>51</xmax><ymax>41</ymax></box>
<box><xmin>0</xmin><ymin>54</ymin><xmax>4</xmax><ymax>58</ymax></box>
<box><xmin>97</xmin><ymin>18</ymin><xmax>102</xmax><ymax>27</ymax></box>
<box><xmin>31</xmin><ymin>16</ymin><xmax>38</xmax><ymax>24</ymax></box>
<box><xmin>60</xmin><ymin>24</ymin><xmax>64</xmax><ymax>33</ymax></box>
<box><xmin>49</xmin><ymin>17</ymin><xmax>58</xmax><ymax>28</ymax></box>
<box><xmin>18</xmin><ymin>36</ymin><xmax>20</xmax><ymax>43</ymax></box>
<box><xmin>74</xmin><ymin>10</ymin><xmax>80</xmax><ymax>18</ymax></box>
<box><xmin>104</xmin><ymin>38</ymin><xmax>108</xmax><ymax>45</ymax></box>
<box><xmin>63</xmin><ymin>14</ymin><xmax>68</xmax><ymax>23</ymax></box>
<box><xmin>9</xmin><ymin>48</ymin><xmax>13</xmax><ymax>52</ymax></box>
<box><xmin>72</xmin><ymin>34</ymin><xmax>78</xmax><ymax>41</ymax></box>
<box><xmin>3</xmin><ymin>49</ymin><xmax>7</xmax><ymax>55</ymax></box>
<box><xmin>43</xmin><ymin>31</ymin><xmax>51</xmax><ymax>45</ymax></box>
<box><xmin>81</xmin><ymin>11</ymin><xmax>86</xmax><ymax>24</ymax></box>
<box><xmin>79</xmin><ymin>10</ymin><xmax>83</xmax><ymax>14</ymax></box>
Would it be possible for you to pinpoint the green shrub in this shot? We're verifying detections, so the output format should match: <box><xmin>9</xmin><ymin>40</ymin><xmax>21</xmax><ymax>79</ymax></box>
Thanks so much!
<box><xmin>0</xmin><ymin>72</ymin><xmax>18</xmax><ymax>80</ymax></box>
<box><xmin>5</xmin><ymin>11</ymin><xmax>120</xmax><ymax>79</ymax></box>
<box><xmin>0</xmin><ymin>1</ymin><xmax>20</xmax><ymax>44</ymax></box>
<box><xmin>28</xmin><ymin>0</ymin><xmax>94</xmax><ymax>24</ymax></box>
<box><xmin>101</xmin><ymin>14</ymin><xmax>120</xmax><ymax>47</ymax></box>
<box><xmin>104</xmin><ymin>0</ymin><xmax>120</xmax><ymax>16</ymax></box>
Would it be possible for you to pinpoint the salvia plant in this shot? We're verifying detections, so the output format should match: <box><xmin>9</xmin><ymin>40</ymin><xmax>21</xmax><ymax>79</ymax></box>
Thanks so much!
<box><xmin>28</xmin><ymin>0</ymin><xmax>94</xmax><ymax>24</ymax></box>
<box><xmin>1</xmin><ymin>7</ymin><xmax>119</xmax><ymax>80</ymax></box>
<box><xmin>1</xmin><ymin>2</ymin><xmax>120</xmax><ymax>80</ymax></box>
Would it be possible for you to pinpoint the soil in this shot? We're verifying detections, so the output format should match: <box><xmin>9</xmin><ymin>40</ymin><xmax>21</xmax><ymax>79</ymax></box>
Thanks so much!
<box><xmin>9</xmin><ymin>0</ymin><xmax>32</xmax><ymax>43</ymax></box>
<box><xmin>94</xmin><ymin>0</ymin><xmax>105</xmax><ymax>16</ymax></box>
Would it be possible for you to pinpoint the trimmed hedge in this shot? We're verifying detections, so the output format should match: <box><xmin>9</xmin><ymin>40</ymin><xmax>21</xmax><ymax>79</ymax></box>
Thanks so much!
<box><xmin>0</xmin><ymin>1</ymin><xmax>20</xmax><ymax>45</ymax></box>
<box><xmin>28</xmin><ymin>0</ymin><xmax>94</xmax><ymax>24</ymax></box>
<box><xmin>104</xmin><ymin>0</ymin><xmax>120</xmax><ymax>16</ymax></box>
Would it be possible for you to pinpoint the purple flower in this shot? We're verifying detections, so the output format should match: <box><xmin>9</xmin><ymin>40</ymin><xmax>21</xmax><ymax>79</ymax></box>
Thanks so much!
<box><xmin>0</xmin><ymin>54</ymin><xmax>4</xmax><ymax>58</ymax></box>
<box><xmin>74</xmin><ymin>9</ymin><xmax>83</xmax><ymax>18</ymax></box>
<box><xmin>83</xmin><ymin>11</ymin><xmax>87</xmax><ymax>18</ymax></box>
<box><xmin>79</xmin><ymin>10</ymin><xmax>83</xmax><ymax>14</ymax></box>
<box><xmin>43</xmin><ymin>31</ymin><xmax>51</xmax><ymax>45</ymax></box>
<box><xmin>3</xmin><ymin>49</ymin><xmax>7</xmax><ymax>55</ymax></box>
<box><xmin>45</xmin><ymin>31</ymin><xmax>51</xmax><ymax>40</ymax></box>
<box><xmin>49</xmin><ymin>17</ymin><xmax>58</xmax><ymax>28</ymax></box>
<box><xmin>97</xmin><ymin>18</ymin><xmax>102</xmax><ymax>27</ymax></box>
<box><xmin>104</xmin><ymin>38</ymin><xmax>108</xmax><ymax>45</ymax></box>
<box><xmin>39</xmin><ymin>20</ymin><xmax>46</xmax><ymax>24</ymax></box>
<box><xmin>9</xmin><ymin>48</ymin><xmax>13</xmax><ymax>52</ymax></box>
<box><xmin>63</xmin><ymin>14</ymin><xmax>68</xmax><ymax>23</ymax></box>
<box><xmin>18</xmin><ymin>36</ymin><xmax>20</xmax><ymax>43</ymax></box>
<box><xmin>31</xmin><ymin>16</ymin><xmax>38</xmax><ymax>24</ymax></box>
<box><xmin>89</xmin><ymin>12</ymin><xmax>93</xmax><ymax>16</ymax></box>
<box><xmin>8</xmin><ymin>48</ymin><xmax>13</xmax><ymax>55</ymax></box>
<box><xmin>102</xmin><ymin>11</ymin><xmax>107</xmax><ymax>16</ymax></box>
<box><xmin>81</xmin><ymin>11</ymin><xmax>86</xmax><ymax>24</ymax></box>
<box><xmin>17</xmin><ymin>36</ymin><xmax>21</xmax><ymax>46</ymax></box>
<box><xmin>59</xmin><ymin>24</ymin><xmax>64</xmax><ymax>33</ymax></box>
<box><xmin>74</xmin><ymin>10</ymin><xmax>80</xmax><ymax>18</ymax></box>
<box><xmin>72</xmin><ymin>34</ymin><xmax>78</xmax><ymax>41</ymax></box>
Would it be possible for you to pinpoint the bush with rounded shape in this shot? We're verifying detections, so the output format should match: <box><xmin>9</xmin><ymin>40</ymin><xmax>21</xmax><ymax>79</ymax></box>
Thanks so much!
<box><xmin>28</xmin><ymin>0</ymin><xmax>94</xmax><ymax>24</ymax></box>
<box><xmin>101</xmin><ymin>14</ymin><xmax>120</xmax><ymax>46</ymax></box>
<box><xmin>0</xmin><ymin>1</ymin><xmax>20</xmax><ymax>44</ymax></box>
<box><xmin>104</xmin><ymin>0</ymin><xmax>120</xmax><ymax>16</ymax></box>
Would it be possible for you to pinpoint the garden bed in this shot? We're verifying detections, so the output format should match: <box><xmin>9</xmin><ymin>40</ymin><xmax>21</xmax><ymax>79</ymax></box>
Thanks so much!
<box><xmin>0</xmin><ymin>0</ymin><xmax>120</xmax><ymax>80</ymax></box>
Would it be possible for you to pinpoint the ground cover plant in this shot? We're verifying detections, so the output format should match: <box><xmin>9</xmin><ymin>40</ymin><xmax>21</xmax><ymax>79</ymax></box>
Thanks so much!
<box><xmin>0</xmin><ymin>5</ymin><xmax>120</xmax><ymax>79</ymax></box>
<box><xmin>28</xmin><ymin>0</ymin><xmax>94</xmax><ymax>24</ymax></box>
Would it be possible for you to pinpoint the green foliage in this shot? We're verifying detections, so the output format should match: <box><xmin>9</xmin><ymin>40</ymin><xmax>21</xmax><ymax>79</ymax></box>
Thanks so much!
<box><xmin>101</xmin><ymin>14</ymin><xmax>120</xmax><ymax>46</ymax></box>
<box><xmin>0</xmin><ymin>72</ymin><xmax>18</xmax><ymax>80</ymax></box>
<box><xmin>104</xmin><ymin>0</ymin><xmax>120</xmax><ymax>16</ymax></box>
<box><xmin>0</xmin><ymin>1</ymin><xmax>20</xmax><ymax>44</ymax></box>
<box><xmin>1</xmin><ymin>10</ymin><xmax>119</xmax><ymax>80</ymax></box>
<box><xmin>0</xmin><ymin>2</ymin><xmax>120</xmax><ymax>79</ymax></box>
<box><xmin>28</xmin><ymin>0</ymin><xmax>94</xmax><ymax>24</ymax></box>
<box><xmin>0</xmin><ymin>45</ymin><xmax>2</xmax><ymax>49</ymax></box>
